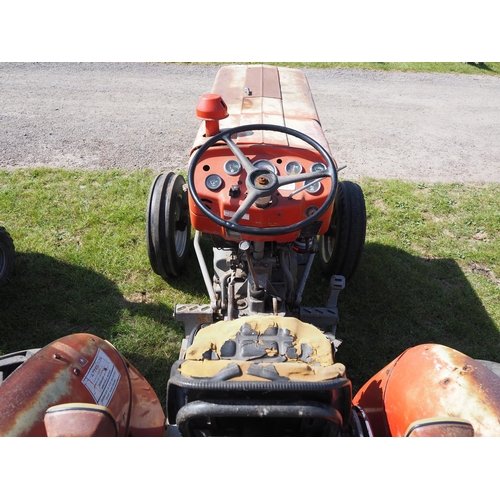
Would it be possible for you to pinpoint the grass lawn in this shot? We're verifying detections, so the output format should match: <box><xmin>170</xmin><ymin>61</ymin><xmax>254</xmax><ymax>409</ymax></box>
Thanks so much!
<box><xmin>1</xmin><ymin>168</ymin><xmax>499</xmax><ymax>407</ymax></box>
<box><xmin>190</xmin><ymin>62</ymin><xmax>500</xmax><ymax>76</ymax></box>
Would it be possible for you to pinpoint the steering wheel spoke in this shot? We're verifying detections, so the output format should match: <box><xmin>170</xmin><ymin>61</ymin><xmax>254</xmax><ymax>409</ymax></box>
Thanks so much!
<box><xmin>222</xmin><ymin>132</ymin><xmax>256</xmax><ymax>174</ymax></box>
<box><xmin>230</xmin><ymin>191</ymin><xmax>261</xmax><ymax>224</ymax></box>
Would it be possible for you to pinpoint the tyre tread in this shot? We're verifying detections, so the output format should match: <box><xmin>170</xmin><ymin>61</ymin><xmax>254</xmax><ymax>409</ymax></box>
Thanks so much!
<box><xmin>318</xmin><ymin>181</ymin><xmax>366</xmax><ymax>281</ymax></box>
<box><xmin>0</xmin><ymin>226</ymin><xmax>15</xmax><ymax>285</ymax></box>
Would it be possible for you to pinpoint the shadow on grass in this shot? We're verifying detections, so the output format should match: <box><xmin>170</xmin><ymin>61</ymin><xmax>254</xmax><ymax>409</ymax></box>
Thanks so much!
<box><xmin>5</xmin><ymin>243</ymin><xmax>499</xmax><ymax>405</ymax></box>
<box><xmin>307</xmin><ymin>242</ymin><xmax>500</xmax><ymax>393</ymax></box>
<box><xmin>0</xmin><ymin>252</ymin><xmax>178</xmax><ymax>402</ymax></box>
<box><xmin>466</xmin><ymin>62</ymin><xmax>494</xmax><ymax>72</ymax></box>
<box><xmin>151</xmin><ymin>233</ymin><xmax>217</xmax><ymax>298</ymax></box>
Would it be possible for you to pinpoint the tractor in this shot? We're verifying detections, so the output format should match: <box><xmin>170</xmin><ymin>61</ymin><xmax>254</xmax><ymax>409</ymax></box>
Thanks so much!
<box><xmin>1</xmin><ymin>65</ymin><xmax>499</xmax><ymax>437</ymax></box>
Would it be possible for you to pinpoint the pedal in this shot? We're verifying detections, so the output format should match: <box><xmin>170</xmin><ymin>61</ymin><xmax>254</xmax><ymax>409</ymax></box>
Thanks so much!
<box><xmin>326</xmin><ymin>275</ymin><xmax>345</xmax><ymax>308</ymax></box>
<box><xmin>299</xmin><ymin>306</ymin><xmax>339</xmax><ymax>329</ymax></box>
<box><xmin>300</xmin><ymin>275</ymin><xmax>345</xmax><ymax>337</ymax></box>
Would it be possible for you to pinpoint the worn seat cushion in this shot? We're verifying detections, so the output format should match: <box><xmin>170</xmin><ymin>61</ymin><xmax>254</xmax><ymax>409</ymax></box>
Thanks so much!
<box><xmin>180</xmin><ymin>315</ymin><xmax>345</xmax><ymax>382</ymax></box>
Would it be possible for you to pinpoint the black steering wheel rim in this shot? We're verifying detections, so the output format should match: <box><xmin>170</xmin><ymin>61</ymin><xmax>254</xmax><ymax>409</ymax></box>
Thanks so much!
<box><xmin>188</xmin><ymin>123</ymin><xmax>338</xmax><ymax>236</ymax></box>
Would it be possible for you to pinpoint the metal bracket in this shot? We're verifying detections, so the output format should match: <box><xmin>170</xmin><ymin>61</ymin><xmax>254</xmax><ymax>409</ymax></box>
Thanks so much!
<box><xmin>175</xmin><ymin>304</ymin><xmax>214</xmax><ymax>336</ymax></box>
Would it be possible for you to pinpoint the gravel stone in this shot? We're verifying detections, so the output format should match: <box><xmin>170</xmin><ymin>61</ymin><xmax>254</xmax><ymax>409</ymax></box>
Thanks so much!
<box><xmin>1</xmin><ymin>62</ymin><xmax>499</xmax><ymax>184</ymax></box>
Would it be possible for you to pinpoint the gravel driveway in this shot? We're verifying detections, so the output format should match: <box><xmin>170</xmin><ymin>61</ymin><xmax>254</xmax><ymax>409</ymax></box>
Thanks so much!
<box><xmin>1</xmin><ymin>62</ymin><xmax>499</xmax><ymax>184</ymax></box>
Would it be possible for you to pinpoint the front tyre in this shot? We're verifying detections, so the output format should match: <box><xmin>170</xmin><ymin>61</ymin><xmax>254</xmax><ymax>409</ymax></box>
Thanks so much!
<box><xmin>318</xmin><ymin>181</ymin><xmax>366</xmax><ymax>282</ymax></box>
<box><xmin>146</xmin><ymin>173</ymin><xmax>191</xmax><ymax>279</ymax></box>
<box><xmin>0</xmin><ymin>227</ymin><xmax>15</xmax><ymax>285</ymax></box>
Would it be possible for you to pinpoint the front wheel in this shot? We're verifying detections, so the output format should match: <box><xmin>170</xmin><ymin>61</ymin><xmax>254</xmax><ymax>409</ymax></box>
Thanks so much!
<box><xmin>146</xmin><ymin>173</ymin><xmax>191</xmax><ymax>279</ymax></box>
<box><xmin>318</xmin><ymin>181</ymin><xmax>366</xmax><ymax>282</ymax></box>
<box><xmin>0</xmin><ymin>227</ymin><xmax>15</xmax><ymax>285</ymax></box>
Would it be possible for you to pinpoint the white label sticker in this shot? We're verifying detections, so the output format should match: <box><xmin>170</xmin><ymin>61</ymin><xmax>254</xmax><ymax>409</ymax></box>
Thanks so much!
<box><xmin>82</xmin><ymin>348</ymin><xmax>121</xmax><ymax>407</ymax></box>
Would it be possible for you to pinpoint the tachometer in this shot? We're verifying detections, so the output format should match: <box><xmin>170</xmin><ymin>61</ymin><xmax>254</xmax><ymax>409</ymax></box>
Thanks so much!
<box><xmin>253</xmin><ymin>160</ymin><xmax>277</xmax><ymax>174</ymax></box>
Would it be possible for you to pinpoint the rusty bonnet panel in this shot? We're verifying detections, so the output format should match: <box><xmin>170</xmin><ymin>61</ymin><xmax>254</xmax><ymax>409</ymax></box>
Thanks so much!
<box><xmin>384</xmin><ymin>344</ymin><xmax>500</xmax><ymax>437</ymax></box>
<box><xmin>353</xmin><ymin>343</ymin><xmax>500</xmax><ymax>437</ymax></box>
<box><xmin>191</xmin><ymin>65</ymin><xmax>331</xmax><ymax>154</ymax></box>
<box><xmin>0</xmin><ymin>334</ymin><xmax>133</xmax><ymax>437</ymax></box>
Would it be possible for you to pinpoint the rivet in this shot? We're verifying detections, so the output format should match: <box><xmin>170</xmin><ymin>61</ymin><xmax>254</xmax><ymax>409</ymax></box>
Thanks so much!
<box><xmin>440</xmin><ymin>377</ymin><xmax>451</xmax><ymax>388</ymax></box>
<box><xmin>73</xmin><ymin>368</ymin><xmax>80</xmax><ymax>375</ymax></box>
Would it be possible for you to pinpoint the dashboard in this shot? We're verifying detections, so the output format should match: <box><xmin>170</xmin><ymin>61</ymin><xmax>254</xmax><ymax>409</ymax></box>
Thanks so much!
<box><xmin>188</xmin><ymin>144</ymin><xmax>335</xmax><ymax>243</ymax></box>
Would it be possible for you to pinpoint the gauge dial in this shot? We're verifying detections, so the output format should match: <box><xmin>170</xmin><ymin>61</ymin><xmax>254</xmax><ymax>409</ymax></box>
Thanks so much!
<box><xmin>305</xmin><ymin>179</ymin><xmax>321</xmax><ymax>193</ymax></box>
<box><xmin>310</xmin><ymin>162</ymin><xmax>327</xmax><ymax>172</ymax></box>
<box><xmin>306</xmin><ymin>162</ymin><xmax>327</xmax><ymax>193</ymax></box>
<box><xmin>285</xmin><ymin>161</ymin><xmax>302</xmax><ymax>175</ymax></box>
<box><xmin>205</xmin><ymin>174</ymin><xmax>223</xmax><ymax>191</ymax></box>
<box><xmin>253</xmin><ymin>160</ymin><xmax>277</xmax><ymax>174</ymax></box>
<box><xmin>224</xmin><ymin>159</ymin><xmax>242</xmax><ymax>176</ymax></box>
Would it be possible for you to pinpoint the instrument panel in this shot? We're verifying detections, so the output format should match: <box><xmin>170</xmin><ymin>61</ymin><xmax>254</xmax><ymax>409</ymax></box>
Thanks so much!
<box><xmin>189</xmin><ymin>144</ymin><xmax>335</xmax><ymax>242</ymax></box>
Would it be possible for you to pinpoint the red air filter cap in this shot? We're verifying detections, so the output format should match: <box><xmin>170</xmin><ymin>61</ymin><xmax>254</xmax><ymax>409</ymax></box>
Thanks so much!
<box><xmin>196</xmin><ymin>94</ymin><xmax>229</xmax><ymax>120</ymax></box>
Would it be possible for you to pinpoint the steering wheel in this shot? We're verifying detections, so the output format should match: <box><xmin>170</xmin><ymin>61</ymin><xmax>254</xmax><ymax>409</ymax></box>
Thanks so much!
<box><xmin>188</xmin><ymin>124</ymin><xmax>338</xmax><ymax>236</ymax></box>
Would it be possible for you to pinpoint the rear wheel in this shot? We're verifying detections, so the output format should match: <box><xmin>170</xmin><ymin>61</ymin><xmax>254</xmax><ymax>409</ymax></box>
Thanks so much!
<box><xmin>0</xmin><ymin>227</ymin><xmax>15</xmax><ymax>285</ymax></box>
<box><xmin>318</xmin><ymin>181</ymin><xmax>366</xmax><ymax>282</ymax></box>
<box><xmin>146</xmin><ymin>173</ymin><xmax>191</xmax><ymax>278</ymax></box>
